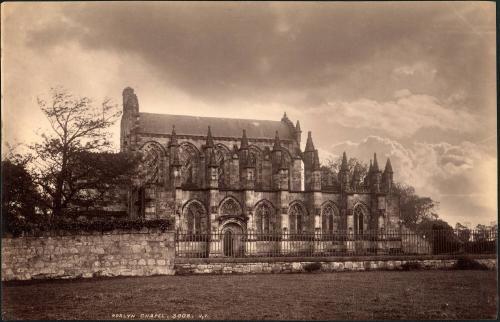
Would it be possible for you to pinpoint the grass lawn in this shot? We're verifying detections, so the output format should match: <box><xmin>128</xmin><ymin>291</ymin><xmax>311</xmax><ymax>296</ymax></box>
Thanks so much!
<box><xmin>2</xmin><ymin>270</ymin><xmax>498</xmax><ymax>320</ymax></box>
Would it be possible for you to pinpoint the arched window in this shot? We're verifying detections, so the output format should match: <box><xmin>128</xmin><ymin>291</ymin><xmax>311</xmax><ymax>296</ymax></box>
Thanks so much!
<box><xmin>183</xmin><ymin>201</ymin><xmax>207</xmax><ymax>235</ymax></box>
<box><xmin>288</xmin><ymin>202</ymin><xmax>307</xmax><ymax>234</ymax></box>
<box><xmin>353</xmin><ymin>204</ymin><xmax>368</xmax><ymax>236</ymax></box>
<box><xmin>249</xmin><ymin>146</ymin><xmax>263</xmax><ymax>188</ymax></box>
<box><xmin>140</xmin><ymin>142</ymin><xmax>165</xmax><ymax>184</ymax></box>
<box><xmin>321</xmin><ymin>203</ymin><xmax>340</xmax><ymax>234</ymax></box>
<box><xmin>179</xmin><ymin>143</ymin><xmax>200</xmax><ymax>187</ymax></box>
<box><xmin>215</xmin><ymin>144</ymin><xmax>231</xmax><ymax>188</ymax></box>
<box><xmin>219</xmin><ymin>198</ymin><xmax>242</xmax><ymax>217</ymax></box>
<box><xmin>255</xmin><ymin>201</ymin><xmax>277</xmax><ymax>234</ymax></box>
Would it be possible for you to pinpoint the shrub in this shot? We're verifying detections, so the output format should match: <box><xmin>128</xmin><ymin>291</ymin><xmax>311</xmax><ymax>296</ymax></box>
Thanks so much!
<box><xmin>303</xmin><ymin>262</ymin><xmax>322</xmax><ymax>273</ymax></box>
<box><xmin>401</xmin><ymin>261</ymin><xmax>422</xmax><ymax>271</ymax></box>
<box><xmin>453</xmin><ymin>256</ymin><xmax>489</xmax><ymax>270</ymax></box>
<box><xmin>8</xmin><ymin>218</ymin><xmax>174</xmax><ymax>237</ymax></box>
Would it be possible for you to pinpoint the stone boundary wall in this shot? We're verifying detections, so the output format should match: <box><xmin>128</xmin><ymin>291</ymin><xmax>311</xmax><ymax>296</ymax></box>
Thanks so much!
<box><xmin>175</xmin><ymin>256</ymin><xmax>497</xmax><ymax>275</ymax></box>
<box><xmin>2</xmin><ymin>229</ymin><xmax>175</xmax><ymax>281</ymax></box>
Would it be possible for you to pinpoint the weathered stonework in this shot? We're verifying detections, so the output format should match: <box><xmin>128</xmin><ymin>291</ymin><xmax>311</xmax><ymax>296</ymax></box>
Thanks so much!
<box><xmin>175</xmin><ymin>257</ymin><xmax>497</xmax><ymax>275</ymax></box>
<box><xmin>119</xmin><ymin>87</ymin><xmax>402</xmax><ymax>257</ymax></box>
<box><xmin>1</xmin><ymin>229</ymin><xmax>175</xmax><ymax>281</ymax></box>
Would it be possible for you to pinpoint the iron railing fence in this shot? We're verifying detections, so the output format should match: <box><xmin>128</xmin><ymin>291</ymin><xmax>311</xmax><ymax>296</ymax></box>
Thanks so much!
<box><xmin>175</xmin><ymin>229</ymin><xmax>497</xmax><ymax>258</ymax></box>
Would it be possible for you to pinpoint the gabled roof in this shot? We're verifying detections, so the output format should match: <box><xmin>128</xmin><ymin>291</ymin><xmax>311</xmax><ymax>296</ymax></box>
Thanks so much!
<box><xmin>137</xmin><ymin>113</ymin><xmax>295</xmax><ymax>140</ymax></box>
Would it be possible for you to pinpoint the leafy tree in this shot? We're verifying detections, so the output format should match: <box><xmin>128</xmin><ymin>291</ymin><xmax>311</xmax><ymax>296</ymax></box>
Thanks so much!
<box><xmin>1</xmin><ymin>159</ymin><xmax>46</xmax><ymax>235</ymax></box>
<box><xmin>473</xmin><ymin>224</ymin><xmax>491</xmax><ymax>242</ymax></box>
<box><xmin>29</xmin><ymin>88</ymin><xmax>123</xmax><ymax>217</ymax></box>
<box><xmin>322</xmin><ymin>156</ymin><xmax>369</xmax><ymax>178</ymax></box>
<box><xmin>455</xmin><ymin>222</ymin><xmax>471</xmax><ymax>242</ymax></box>
<box><xmin>416</xmin><ymin>217</ymin><xmax>452</xmax><ymax>232</ymax></box>
<box><xmin>321</xmin><ymin>157</ymin><xmax>368</xmax><ymax>187</ymax></box>
<box><xmin>66</xmin><ymin>151</ymin><xmax>140</xmax><ymax>213</ymax></box>
<box><xmin>394</xmin><ymin>183</ymin><xmax>439</xmax><ymax>229</ymax></box>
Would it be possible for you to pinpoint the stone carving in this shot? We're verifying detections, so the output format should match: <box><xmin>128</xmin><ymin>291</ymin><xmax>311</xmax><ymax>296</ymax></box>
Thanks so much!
<box><xmin>219</xmin><ymin>198</ymin><xmax>241</xmax><ymax>217</ymax></box>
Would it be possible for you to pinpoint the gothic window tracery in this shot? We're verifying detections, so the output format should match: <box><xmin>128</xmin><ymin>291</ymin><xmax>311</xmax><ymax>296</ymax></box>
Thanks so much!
<box><xmin>219</xmin><ymin>198</ymin><xmax>242</xmax><ymax>217</ymax></box>
<box><xmin>353</xmin><ymin>204</ymin><xmax>369</xmax><ymax>235</ymax></box>
<box><xmin>179</xmin><ymin>143</ymin><xmax>200</xmax><ymax>187</ymax></box>
<box><xmin>288</xmin><ymin>202</ymin><xmax>308</xmax><ymax>234</ymax></box>
<box><xmin>140</xmin><ymin>142</ymin><xmax>165</xmax><ymax>184</ymax></box>
<box><xmin>184</xmin><ymin>200</ymin><xmax>207</xmax><ymax>235</ymax></box>
<box><xmin>215</xmin><ymin>144</ymin><xmax>231</xmax><ymax>188</ymax></box>
<box><xmin>255</xmin><ymin>202</ymin><xmax>278</xmax><ymax>234</ymax></box>
<box><xmin>321</xmin><ymin>203</ymin><xmax>340</xmax><ymax>234</ymax></box>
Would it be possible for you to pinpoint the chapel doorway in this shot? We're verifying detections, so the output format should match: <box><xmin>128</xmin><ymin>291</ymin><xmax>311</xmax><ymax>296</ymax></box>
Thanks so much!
<box><xmin>221</xmin><ymin>223</ymin><xmax>244</xmax><ymax>257</ymax></box>
<box><xmin>223</xmin><ymin>231</ymin><xmax>234</xmax><ymax>256</ymax></box>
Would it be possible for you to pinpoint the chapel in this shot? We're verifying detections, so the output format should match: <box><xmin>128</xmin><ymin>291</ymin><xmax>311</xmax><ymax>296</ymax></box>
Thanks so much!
<box><xmin>120</xmin><ymin>87</ymin><xmax>401</xmax><ymax>255</ymax></box>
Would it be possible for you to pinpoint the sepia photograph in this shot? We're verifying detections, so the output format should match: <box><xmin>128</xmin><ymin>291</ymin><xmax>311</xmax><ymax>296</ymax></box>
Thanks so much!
<box><xmin>1</xmin><ymin>1</ymin><xmax>497</xmax><ymax>320</ymax></box>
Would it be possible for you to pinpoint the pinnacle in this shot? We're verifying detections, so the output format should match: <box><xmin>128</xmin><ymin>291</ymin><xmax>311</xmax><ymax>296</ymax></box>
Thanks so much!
<box><xmin>169</xmin><ymin>125</ymin><xmax>178</xmax><ymax>146</ymax></box>
<box><xmin>240</xmin><ymin>129</ymin><xmax>249</xmax><ymax>149</ymax></box>
<box><xmin>313</xmin><ymin>149</ymin><xmax>321</xmax><ymax>171</ymax></box>
<box><xmin>373</xmin><ymin>153</ymin><xmax>380</xmax><ymax>172</ymax></box>
<box><xmin>205</xmin><ymin>126</ymin><xmax>214</xmax><ymax>148</ymax></box>
<box><xmin>340</xmin><ymin>151</ymin><xmax>348</xmax><ymax>171</ymax></box>
<box><xmin>384</xmin><ymin>157</ymin><xmax>393</xmax><ymax>173</ymax></box>
<box><xmin>305</xmin><ymin>131</ymin><xmax>315</xmax><ymax>152</ymax></box>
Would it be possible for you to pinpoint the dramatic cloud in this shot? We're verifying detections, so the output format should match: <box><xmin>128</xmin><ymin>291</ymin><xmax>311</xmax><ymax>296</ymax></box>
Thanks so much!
<box><xmin>20</xmin><ymin>2</ymin><xmax>496</xmax><ymax>110</ymax></box>
<box><xmin>2</xmin><ymin>2</ymin><xmax>496</xmax><ymax>226</ymax></box>
<box><xmin>330</xmin><ymin>136</ymin><xmax>497</xmax><ymax>226</ymax></box>
<box><xmin>305</xmin><ymin>92</ymin><xmax>479</xmax><ymax>137</ymax></box>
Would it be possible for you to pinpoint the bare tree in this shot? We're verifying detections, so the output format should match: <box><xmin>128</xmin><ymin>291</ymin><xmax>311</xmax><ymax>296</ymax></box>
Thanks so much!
<box><xmin>29</xmin><ymin>88</ymin><xmax>122</xmax><ymax>217</ymax></box>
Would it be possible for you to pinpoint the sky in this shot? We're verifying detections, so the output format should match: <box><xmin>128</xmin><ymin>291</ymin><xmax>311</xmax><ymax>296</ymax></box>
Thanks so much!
<box><xmin>1</xmin><ymin>1</ymin><xmax>497</xmax><ymax>227</ymax></box>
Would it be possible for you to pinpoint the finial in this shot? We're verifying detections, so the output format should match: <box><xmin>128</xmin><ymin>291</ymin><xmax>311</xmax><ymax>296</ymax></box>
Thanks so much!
<box><xmin>169</xmin><ymin>125</ymin><xmax>178</xmax><ymax>146</ymax></box>
<box><xmin>240</xmin><ymin>129</ymin><xmax>249</xmax><ymax>149</ymax></box>
<box><xmin>384</xmin><ymin>158</ymin><xmax>393</xmax><ymax>173</ymax></box>
<box><xmin>313</xmin><ymin>149</ymin><xmax>321</xmax><ymax>171</ymax></box>
<box><xmin>305</xmin><ymin>131</ymin><xmax>315</xmax><ymax>152</ymax></box>
<box><xmin>295</xmin><ymin>120</ymin><xmax>301</xmax><ymax>131</ymax></box>
<box><xmin>340</xmin><ymin>151</ymin><xmax>348</xmax><ymax>171</ymax></box>
<box><xmin>206</xmin><ymin>126</ymin><xmax>214</xmax><ymax>148</ymax></box>
<box><xmin>373</xmin><ymin>153</ymin><xmax>380</xmax><ymax>172</ymax></box>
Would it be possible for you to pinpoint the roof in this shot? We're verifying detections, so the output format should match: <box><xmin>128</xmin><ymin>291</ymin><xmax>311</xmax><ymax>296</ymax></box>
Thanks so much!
<box><xmin>138</xmin><ymin>112</ymin><xmax>295</xmax><ymax>140</ymax></box>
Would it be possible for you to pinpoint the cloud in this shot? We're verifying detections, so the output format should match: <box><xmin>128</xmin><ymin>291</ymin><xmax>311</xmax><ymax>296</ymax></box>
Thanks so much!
<box><xmin>18</xmin><ymin>2</ymin><xmax>495</xmax><ymax>110</ymax></box>
<box><xmin>329</xmin><ymin>136</ymin><xmax>497</xmax><ymax>226</ymax></box>
<box><xmin>312</xmin><ymin>94</ymin><xmax>479</xmax><ymax>138</ymax></box>
<box><xmin>2</xmin><ymin>2</ymin><xmax>496</xmax><ymax>228</ymax></box>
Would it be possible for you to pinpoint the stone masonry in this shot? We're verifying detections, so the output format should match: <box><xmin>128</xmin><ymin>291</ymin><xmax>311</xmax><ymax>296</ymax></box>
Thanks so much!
<box><xmin>119</xmin><ymin>87</ymin><xmax>402</xmax><ymax>257</ymax></box>
<box><xmin>1</xmin><ymin>229</ymin><xmax>175</xmax><ymax>281</ymax></box>
<box><xmin>175</xmin><ymin>258</ymin><xmax>497</xmax><ymax>275</ymax></box>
